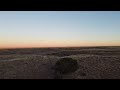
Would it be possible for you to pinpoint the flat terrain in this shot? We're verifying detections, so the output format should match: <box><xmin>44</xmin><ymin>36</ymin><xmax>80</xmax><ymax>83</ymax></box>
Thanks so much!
<box><xmin>0</xmin><ymin>46</ymin><xmax>120</xmax><ymax>79</ymax></box>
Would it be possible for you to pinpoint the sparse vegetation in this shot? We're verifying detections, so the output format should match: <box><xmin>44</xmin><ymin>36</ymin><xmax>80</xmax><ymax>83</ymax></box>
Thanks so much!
<box><xmin>54</xmin><ymin>58</ymin><xmax>79</xmax><ymax>74</ymax></box>
<box><xmin>0</xmin><ymin>46</ymin><xmax>120</xmax><ymax>79</ymax></box>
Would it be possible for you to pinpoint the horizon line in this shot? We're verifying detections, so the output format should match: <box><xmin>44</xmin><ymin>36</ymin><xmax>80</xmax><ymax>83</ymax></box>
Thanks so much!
<box><xmin>0</xmin><ymin>45</ymin><xmax>120</xmax><ymax>50</ymax></box>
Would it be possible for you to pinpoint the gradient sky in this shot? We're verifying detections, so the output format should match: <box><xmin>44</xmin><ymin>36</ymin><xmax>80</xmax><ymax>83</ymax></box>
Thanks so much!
<box><xmin>0</xmin><ymin>11</ymin><xmax>120</xmax><ymax>48</ymax></box>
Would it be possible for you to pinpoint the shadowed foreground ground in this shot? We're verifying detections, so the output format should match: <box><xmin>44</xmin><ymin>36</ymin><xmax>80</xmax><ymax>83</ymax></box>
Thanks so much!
<box><xmin>0</xmin><ymin>46</ymin><xmax>120</xmax><ymax>79</ymax></box>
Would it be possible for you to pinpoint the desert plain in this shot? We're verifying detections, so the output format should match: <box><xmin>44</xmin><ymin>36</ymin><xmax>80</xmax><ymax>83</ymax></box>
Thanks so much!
<box><xmin>0</xmin><ymin>46</ymin><xmax>120</xmax><ymax>79</ymax></box>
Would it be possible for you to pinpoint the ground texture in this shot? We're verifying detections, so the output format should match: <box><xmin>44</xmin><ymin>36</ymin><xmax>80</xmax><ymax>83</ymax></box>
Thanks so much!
<box><xmin>0</xmin><ymin>46</ymin><xmax>120</xmax><ymax>79</ymax></box>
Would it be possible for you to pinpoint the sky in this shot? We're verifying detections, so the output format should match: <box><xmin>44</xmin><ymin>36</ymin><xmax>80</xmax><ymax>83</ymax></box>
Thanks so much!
<box><xmin>0</xmin><ymin>11</ymin><xmax>120</xmax><ymax>48</ymax></box>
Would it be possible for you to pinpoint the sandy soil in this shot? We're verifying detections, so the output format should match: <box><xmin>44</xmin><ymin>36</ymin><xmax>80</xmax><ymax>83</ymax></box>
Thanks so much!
<box><xmin>0</xmin><ymin>46</ymin><xmax>120</xmax><ymax>79</ymax></box>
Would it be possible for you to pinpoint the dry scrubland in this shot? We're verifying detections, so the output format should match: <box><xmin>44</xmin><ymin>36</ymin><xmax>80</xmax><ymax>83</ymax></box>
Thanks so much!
<box><xmin>0</xmin><ymin>46</ymin><xmax>120</xmax><ymax>79</ymax></box>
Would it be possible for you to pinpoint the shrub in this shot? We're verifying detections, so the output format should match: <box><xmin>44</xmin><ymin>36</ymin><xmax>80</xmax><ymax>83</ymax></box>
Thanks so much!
<box><xmin>54</xmin><ymin>58</ymin><xmax>79</xmax><ymax>74</ymax></box>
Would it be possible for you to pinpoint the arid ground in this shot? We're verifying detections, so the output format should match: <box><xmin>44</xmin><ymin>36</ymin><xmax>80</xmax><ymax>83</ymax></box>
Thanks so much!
<box><xmin>0</xmin><ymin>46</ymin><xmax>120</xmax><ymax>79</ymax></box>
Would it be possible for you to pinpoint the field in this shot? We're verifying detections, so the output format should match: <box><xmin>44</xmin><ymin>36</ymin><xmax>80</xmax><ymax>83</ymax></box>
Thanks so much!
<box><xmin>0</xmin><ymin>46</ymin><xmax>120</xmax><ymax>79</ymax></box>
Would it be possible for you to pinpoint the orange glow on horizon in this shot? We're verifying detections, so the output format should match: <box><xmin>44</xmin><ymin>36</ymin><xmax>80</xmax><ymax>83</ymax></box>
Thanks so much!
<box><xmin>0</xmin><ymin>40</ymin><xmax>120</xmax><ymax>49</ymax></box>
